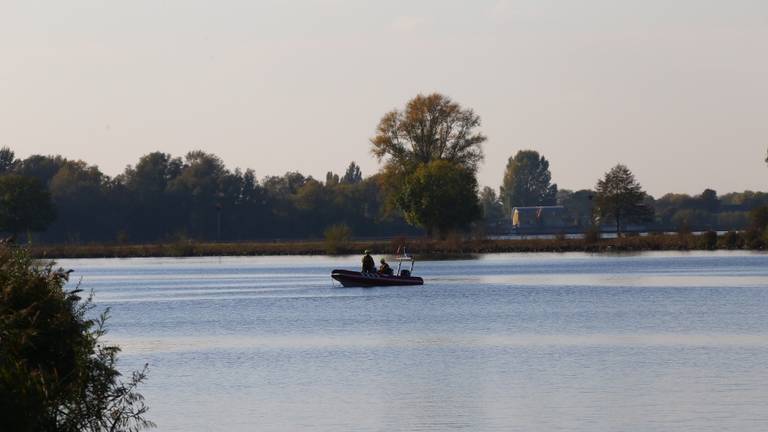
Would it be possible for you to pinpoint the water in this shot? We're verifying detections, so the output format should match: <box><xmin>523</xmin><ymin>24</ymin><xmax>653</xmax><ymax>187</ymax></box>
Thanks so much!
<box><xmin>60</xmin><ymin>252</ymin><xmax>768</xmax><ymax>431</ymax></box>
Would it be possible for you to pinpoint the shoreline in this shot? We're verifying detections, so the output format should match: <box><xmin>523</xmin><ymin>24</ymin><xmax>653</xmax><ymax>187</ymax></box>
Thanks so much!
<box><xmin>27</xmin><ymin>232</ymin><xmax>757</xmax><ymax>259</ymax></box>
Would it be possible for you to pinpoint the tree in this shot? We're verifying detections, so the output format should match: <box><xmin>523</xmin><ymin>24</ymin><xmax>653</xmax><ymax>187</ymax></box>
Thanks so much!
<box><xmin>698</xmin><ymin>188</ymin><xmax>720</xmax><ymax>213</ymax></box>
<box><xmin>15</xmin><ymin>155</ymin><xmax>67</xmax><ymax>186</ymax></box>
<box><xmin>479</xmin><ymin>186</ymin><xmax>504</xmax><ymax>220</ymax></box>
<box><xmin>500</xmin><ymin>150</ymin><xmax>557</xmax><ymax>215</ymax></box>
<box><xmin>0</xmin><ymin>175</ymin><xmax>56</xmax><ymax>237</ymax></box>
<box><xmin>594</xmin><ymin>164</ymin><xmax>653</xmax><ymax>236</ymax></box>
<box><xmin>122</xmin><ymin>152</ymin><xmax>183</xmax><ymax>199</ymax></box>
<box><xmin>396</xmin><ymin>160</ymin><xmax>480</xmax><ymax>237</ymax></box>
<box><xmin>557</xmin><ymin>189</ymin><xmax>595</xmax><ymax>227</ymax></box>
<box><xmin>0</xmin><ymin>147</ymin><xmax>16</xmax><ymax>175</ymax></box>
<box><xmin>0</xmin><ymin>245</ymin><xmax>153</xmax><ymax>431</ymax></box>
<box><xmin>750</xmin><ymin>206</ymin><xmax>768</xmax><ymax>232</ymax></box>
<box><xmin>371</xmin><ymin>93</ymin><xmax>486</xmax><ymax>173</ymax></box>
<box><xmin>46</xmin><ymin>161</ymin><xmax>111</xmax><ymax>243</ymax></box>
<box><xmin>262</xmin><ymin>171</ymin><xmax>309</xmax><ymax>197</ymax></box>
<box><xmin>325</xmin><ymin>172</ymin><xmax>340</xmax><ymax>187</ymax></box>
<box><xmin>341</xmin><ymin>162</ymin><xmax>363</xmax><ymax>184</ymax></box>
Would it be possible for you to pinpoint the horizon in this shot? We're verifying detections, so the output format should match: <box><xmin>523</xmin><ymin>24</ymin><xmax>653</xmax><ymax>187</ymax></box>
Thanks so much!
<box><xmin>4</xmin><ymin>0</ymin><xmax>767</xmax><ymax>196</ymax></box>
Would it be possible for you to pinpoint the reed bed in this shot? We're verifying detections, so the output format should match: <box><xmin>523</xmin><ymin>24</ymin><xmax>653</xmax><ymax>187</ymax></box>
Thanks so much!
<box><xmin>28</xmin><ymin>231</ymin><xmax>754</xmax><ymax>259</ymax></box>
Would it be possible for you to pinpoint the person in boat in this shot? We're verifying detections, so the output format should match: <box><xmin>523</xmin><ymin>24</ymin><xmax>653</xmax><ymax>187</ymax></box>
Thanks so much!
<box><xmin>361</xmin><ymin>250</ymin><xmax>376</xmax><ymax>273</ymax></box>
<box><xmin>378</xmin><ymin>258</ymin><xmax>393</xmax><ymax>276</ymax></box>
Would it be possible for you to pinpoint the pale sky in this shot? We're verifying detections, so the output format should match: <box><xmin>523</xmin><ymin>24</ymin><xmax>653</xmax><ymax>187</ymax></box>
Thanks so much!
<box><xmin>2</xmin><ymin>0</ymin><xmax>767</xmax><ymax>196</ymax></box>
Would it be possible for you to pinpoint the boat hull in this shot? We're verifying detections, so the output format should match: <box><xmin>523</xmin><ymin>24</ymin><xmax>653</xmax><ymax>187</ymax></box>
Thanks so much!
<box><xmin>331</xmin><ymin>269</ymin><xmax>424</xmax><ymax>287</ymax></box>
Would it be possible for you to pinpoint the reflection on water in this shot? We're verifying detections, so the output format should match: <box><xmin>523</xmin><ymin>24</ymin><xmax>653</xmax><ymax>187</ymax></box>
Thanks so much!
<box><xmin>62</xmin><ymin>251</ymin><xmax>768</xmax><ymax>432</ymax></box>
<box><xmin>111</xmin><ymin>333</ymin><xmax>768</xmax><ymax>356</ymax></box>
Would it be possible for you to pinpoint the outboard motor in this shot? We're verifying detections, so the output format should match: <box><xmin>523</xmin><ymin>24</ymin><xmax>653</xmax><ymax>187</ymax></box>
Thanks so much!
<box><xmin>400</xmin><ymin>269</ymin><xmax>411</xmax><ymax>277</ymax></box>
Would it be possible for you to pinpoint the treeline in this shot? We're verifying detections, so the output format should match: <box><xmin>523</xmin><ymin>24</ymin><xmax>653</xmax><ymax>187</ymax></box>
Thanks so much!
<box><xmin>547</xmin><ymin>188</ymin><xmax>766</xmax><ymax>232</ymax></box>
<box><xmin>2</xmin><ymin>92</ymin><xmax>767</xmax><ymax>245</ymax></box>
<box><xmin>480</xmin><ymin>149</ymin><xmax>767</xmax><ymax>233</ymax></box>
<box><xmin>0</xmin><ymin>148</ymin><xmax>418</xmax><ymax>243</ymax></box>
<box><xmin>5</xmin><ymin>143</ymin><xmax>765</xmax><ymax>245</ymax></box>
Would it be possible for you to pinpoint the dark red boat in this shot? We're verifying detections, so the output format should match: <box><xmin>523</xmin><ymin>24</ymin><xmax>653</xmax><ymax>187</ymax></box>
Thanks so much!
<box><xmin>331</xmin><ymin>255</ymin><xmax>423</xmax><ymax>287</ymax></box>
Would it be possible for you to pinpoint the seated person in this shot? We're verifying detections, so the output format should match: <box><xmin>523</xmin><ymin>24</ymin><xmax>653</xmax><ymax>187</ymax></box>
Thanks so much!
<box><xmin>361</xmin><ymin>250</ymin><xmax>376</xmax><ymax>273</ymax></box>
<box><xmin>378</xmin><ymin>258</ymin><xmax>393</xmax><ymax>276</ymax></box>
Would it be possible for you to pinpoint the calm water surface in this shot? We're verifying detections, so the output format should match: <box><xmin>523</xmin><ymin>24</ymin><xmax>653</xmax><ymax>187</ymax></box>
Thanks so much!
<box><xmin>61</xmin><ymin>252</ymin><xmax>768</xmax><ymax>431</ymax></box>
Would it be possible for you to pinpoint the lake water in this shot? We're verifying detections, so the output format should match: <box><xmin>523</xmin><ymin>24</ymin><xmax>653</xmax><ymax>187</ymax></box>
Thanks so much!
<box><xmin>61</xmin><ymin>252</ymin><xmax>768</xmax><ymax>432</ymax></box>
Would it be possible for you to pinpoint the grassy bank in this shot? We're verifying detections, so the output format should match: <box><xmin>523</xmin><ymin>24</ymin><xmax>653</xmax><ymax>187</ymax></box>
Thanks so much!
<box><xmin>27</xmin><ymin>231</ymin><xmax>761</xmax><ymax>259</ymax></box>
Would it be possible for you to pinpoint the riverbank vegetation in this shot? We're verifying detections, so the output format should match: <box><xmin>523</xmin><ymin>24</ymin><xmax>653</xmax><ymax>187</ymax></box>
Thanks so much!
<box><xmin>0</xmin><ymin>244</ymin><xmax>153</xmax><ymax>431</ymax></box>
<box><xmin>27</xmin><ymin>228</ymin><xmax>768</xmax><ymax>259</ymax></box>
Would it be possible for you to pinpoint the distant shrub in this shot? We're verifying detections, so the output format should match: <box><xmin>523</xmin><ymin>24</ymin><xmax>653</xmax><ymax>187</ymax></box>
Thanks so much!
<box><xmin>749</xmin><ymin>205</ymin><xmax>768</xmax><ymax>231</ymax></box>
<box><xmin>116</xmin><ymin>229</ymin><xmax>129</xmax><ymax>245</ymax></box>
<box><xmin>720</xmin><ymin>230</ymin><xmax>744</xmax><ymax>249</ymax></box>
<box><xmin>676</xmin><ymin>220</ymin><xmax>691</xmax><ymax>236</ymax></box>
<box><xmin>324</xmin><ymin>224</ymin><xmax>352</xmax><ymax>254</ymax></box>
<box><xmin>744</xmin><ymin>228</ymin><xmax>765</xmax><ymax>250</ymax></box>
<box><xmin>167</xmin><ymin>238</ymin><xmax>194</xmax><ymax>257</ymax></box>
<box><xmin>700</xmin><ymin>230</ymin><xmax>718</xmax><ymax>250</ymax></box>
<box><xmin>443</xmin><ymin>231</ymin><xmax>464</xmax><ymax>253</ymax></box>
<box><xmin>584</xmin><ymin>225</ymin><xmax>600</xmax><ymax>244</ymax></box>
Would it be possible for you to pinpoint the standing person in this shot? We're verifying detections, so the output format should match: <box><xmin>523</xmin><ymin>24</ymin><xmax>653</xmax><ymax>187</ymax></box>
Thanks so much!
<box><xmin>361</xmin><ymin>250</ymin><xmax>375</xmax><ymax>273</ymax></box>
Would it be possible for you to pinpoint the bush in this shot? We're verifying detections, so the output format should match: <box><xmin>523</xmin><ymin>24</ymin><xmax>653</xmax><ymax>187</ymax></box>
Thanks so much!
<box><xmin>720</xmin><ymin>230</ymin><xmax>744</xmax><ymax>249</ymax></box>
<box><xmin>749</xmin><ymin>205</ymin><xmax>768</xmax><ymax>231</ymax></box>
<box><xmin>744</xmin><ymin>228</ymin><xmax>765</xmax><ymax>250</ymax></box>
<box><xmin>584</xmin><ymin>225</ymin><xmax>601</xmax><ymax>244</ymax></box>
<box><xmin>323</xmin><ymin>224</ymin><xmax>352</xmax><ymax>254</ymax></box>
<box><xmin>700</xmin><ymin>230</ymin><xmax>718</xmax><ymax>250</ymax></box>
<box><xmin>0</xmin><ymin>245</ymin><xmax>153</xmax><ymax>431</ymax></box>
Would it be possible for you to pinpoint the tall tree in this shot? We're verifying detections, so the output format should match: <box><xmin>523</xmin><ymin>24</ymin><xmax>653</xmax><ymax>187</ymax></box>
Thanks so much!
<box><xmin>479</xmin><ymin>186</ymin><xmax>504</xmax><ymax>220</ymax></box>
<box><xmin>557</xmin><ymin>189</ymin><xmax>595</xmax><ymax>227</ymax></box>
<box><xmin>341</xmin><ymin>162</ymin><xmax>363</xmax><ymax>184</ymax></box>
<box><xmin>698</xmin><ymin>188</ymin><xmax>720</xmax><ymax>213</ymax></box>
<box><xmin>0</xmin><ymin>175</ymin><xmax>56</xmax><ymax>238</ymax></box>
<box><xmin>123</xmin><ymin>152</ymin><xmax>183</xmax><ymax>198</ymax></box>
<box><xmin>0</xmin><ymin>147</ymin><xmax>16</xmax><ymax>175</ymax></box>
<box><xmin>119</xmin><ymin>152</ymin><xmax>184</xmax><ymax>241</ymax></box>
<box><xmin>594</xmin><ymin>164</ymin><xmax>653</xmax><ymax>236</ymax></box>
<box><xmin>325</xmin><ymin>172</ymin><xmax>340</xmax><ymax>187</ymax></box>
<box><xmin>500</xmin><ymin>150</ymin><xmax>557</xmax><ymax>215</ymax></box>
<box><xmin>396</xmin><ymin>160</ymin><xmax>480</xmax><ymax>237</ymax></box>
<box><xmin>15</xmin><ymin>155</ymin><xmax>67</xmax><ymax>186</ymax></box>
<box><xmin>371</xmin><ymin>93</ymin><xmax>485</xmax><ymax>173</ymax></box>
<box><xmin>46</xmin><ymin>160</ymin><xmax>111</xmax><ymax>242</ymax></box>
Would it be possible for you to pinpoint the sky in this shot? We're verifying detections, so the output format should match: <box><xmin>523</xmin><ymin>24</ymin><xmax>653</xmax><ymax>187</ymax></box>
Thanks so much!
<box><xmin>2</xmin><ymin>0</ymin><xmax>767</xmax><ymax>197</ymax></box>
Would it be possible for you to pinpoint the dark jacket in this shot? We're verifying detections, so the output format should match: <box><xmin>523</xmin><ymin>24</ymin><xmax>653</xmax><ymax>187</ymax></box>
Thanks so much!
<box><xmin>379</xmin><ymin>262</ymin><xmax>393</xmax><ymax>275</ymax></box>
<box><xmin>362</xmin><ymin>254</ymin><xmax>375</xmax><ymax>272</ymax></box>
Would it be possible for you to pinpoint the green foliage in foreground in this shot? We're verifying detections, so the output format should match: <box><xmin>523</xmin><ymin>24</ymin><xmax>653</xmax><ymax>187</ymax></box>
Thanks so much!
<box><xmin>0</xmin><ymin>246</ymin><xmax>153</xmax><ymax>432</ymax></box>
